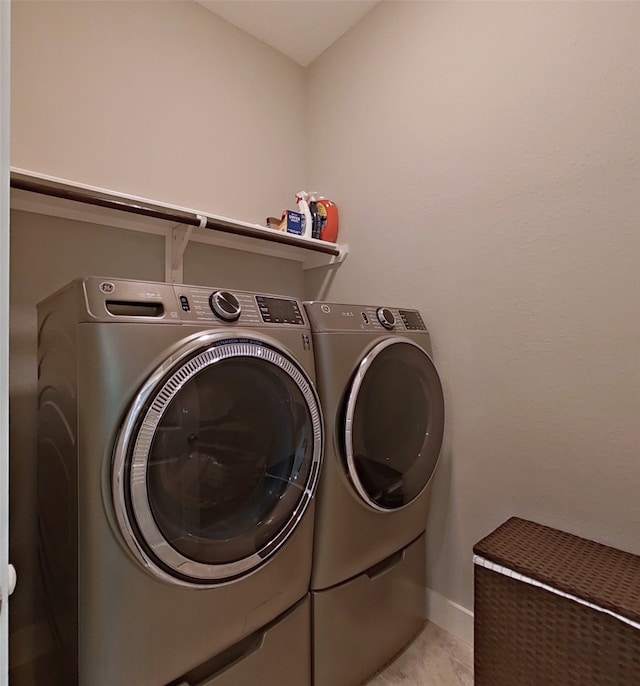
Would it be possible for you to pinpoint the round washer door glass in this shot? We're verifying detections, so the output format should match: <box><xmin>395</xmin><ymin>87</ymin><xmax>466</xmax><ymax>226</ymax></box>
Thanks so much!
<box><xmin>344</xmin><ymin>338</ymin><xmax>444</xmax><ymax>510</ymax></box>
<box><xmin>113</xmin><ymin>336</ymin><xmax>322</xmax><ymax>586</ymax></box>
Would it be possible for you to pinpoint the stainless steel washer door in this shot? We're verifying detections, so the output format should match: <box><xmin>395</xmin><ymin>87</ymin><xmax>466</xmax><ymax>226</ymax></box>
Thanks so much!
<box><xmin>344</xmin><ymin>338</ymin><xmax>444</xmax><ymax>511</ymax></box>
<box><xmin>113</xmin><ymin>333</ymin><xmax>323</xmax><ymax>586</ymax></box>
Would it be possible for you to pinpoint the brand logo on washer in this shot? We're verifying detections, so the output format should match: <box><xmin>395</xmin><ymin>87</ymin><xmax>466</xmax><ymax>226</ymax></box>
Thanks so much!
<box><xmin>99</xmin><ymin>281</ymin><xmax>115</xmax><ymax>294</ymax></box>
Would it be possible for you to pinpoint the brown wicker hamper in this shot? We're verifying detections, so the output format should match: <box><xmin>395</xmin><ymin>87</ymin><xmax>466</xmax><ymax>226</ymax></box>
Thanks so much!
<box><xmin>473</xmin><ymin>517</ymin><xmax>640</xmax><ymax>686</ymax></box>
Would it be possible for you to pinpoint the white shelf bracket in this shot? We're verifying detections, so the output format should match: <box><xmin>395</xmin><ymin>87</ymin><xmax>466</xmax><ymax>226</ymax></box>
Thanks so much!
<box><xmin>302</xmin><ymin>243</ymin><xmax>349</xmax><ymax>271</ymax></box>
<box><xmin>165</xmin><ymin>215</ymin><xmax>204</xmax><ymax>283</ymax></box>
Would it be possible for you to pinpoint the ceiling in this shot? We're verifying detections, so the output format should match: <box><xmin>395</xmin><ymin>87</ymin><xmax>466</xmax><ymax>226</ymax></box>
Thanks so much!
<box><xmin>196</xmin><ymin>0</ymin><xmax>380</xmax><ymax>67</ymax></box>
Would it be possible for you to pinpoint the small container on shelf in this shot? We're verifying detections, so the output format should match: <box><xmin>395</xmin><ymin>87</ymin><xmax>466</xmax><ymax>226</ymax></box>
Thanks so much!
<box><xmin>265</xmin><ymin>216</ymin><xmax>285</xmax><ymax>231</ymax></box>
<box><xmin>280</xmin><ymin>210</ymin><xmax>306</xmax><ymax>235</ymax></box>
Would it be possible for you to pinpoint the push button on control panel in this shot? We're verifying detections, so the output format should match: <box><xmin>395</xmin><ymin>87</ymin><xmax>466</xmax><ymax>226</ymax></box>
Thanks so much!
<box><xmin>179</xmin><ymin>295</ymin><xmax>191</xmax><ymax>312</ymax></box>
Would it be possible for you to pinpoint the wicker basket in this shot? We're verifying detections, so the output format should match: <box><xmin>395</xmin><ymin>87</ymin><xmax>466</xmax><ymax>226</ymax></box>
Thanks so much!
<box><xmin>473</xmin><ymin>517</ymin><xmax>640</xmax><ymax>685</ymax></box>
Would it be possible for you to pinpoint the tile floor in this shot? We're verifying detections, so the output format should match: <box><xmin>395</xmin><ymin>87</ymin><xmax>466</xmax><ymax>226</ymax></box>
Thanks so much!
<box><xmin>364</xmin><ymin>622</ymin><xmax>474</xmax><ymax>686</ymax></box>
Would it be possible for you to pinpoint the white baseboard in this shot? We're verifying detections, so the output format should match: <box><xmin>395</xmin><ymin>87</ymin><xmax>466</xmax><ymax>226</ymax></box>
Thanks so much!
<box><xmin>426</xmin><ymin>587</ymin><xmax>474</xmax><ymax>647</ymax></box>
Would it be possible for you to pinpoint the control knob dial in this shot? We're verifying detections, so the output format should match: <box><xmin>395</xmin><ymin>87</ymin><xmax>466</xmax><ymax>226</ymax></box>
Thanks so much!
<box><xmin>376</xmin><ymin>307</ymin><xmax>396</xmax><ymax>330</ymax></box>
<box><xmin>209</xmin><ymin>291</ymin><xmax>241</xmax><ymax>321</ymax></box>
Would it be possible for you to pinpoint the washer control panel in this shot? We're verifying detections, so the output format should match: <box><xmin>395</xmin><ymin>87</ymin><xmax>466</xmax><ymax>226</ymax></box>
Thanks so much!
<box><xmin>82</xmin><ymin>277</ymin><xmax>308</xmax><ymax>328</ymax></box>
<box><xmin>305</xmin><ymin>301</ymin><xmax>427</xmax><ymax>333</ymax></box>
<box><xmin>174</xmin><ymin>286</ymin><xmax>306</xmax><ymax>327</ymax></box>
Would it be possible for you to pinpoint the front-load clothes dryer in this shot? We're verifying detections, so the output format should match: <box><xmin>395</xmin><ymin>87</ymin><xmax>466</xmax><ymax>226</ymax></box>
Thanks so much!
<box><xmin>37</xmin><ymin>277</ymin><xmax>323</xmax><ymax>686</ymax></box>
<box><xmin>304</xmin><ymin>301</ymin><xmax>445</xmax><ymax>686</ymax></box>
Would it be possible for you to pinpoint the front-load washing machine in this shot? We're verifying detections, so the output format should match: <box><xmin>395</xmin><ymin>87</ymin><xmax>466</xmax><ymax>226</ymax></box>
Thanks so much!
<box><xmin>304</xmin><ymin>301</ymin><xmax>445</xmax><ymax>686</ymax></box>
<box><xmin>37</xmin><ymin>277</ymin><xmax>323</xmax><ymax>686</ymax></box>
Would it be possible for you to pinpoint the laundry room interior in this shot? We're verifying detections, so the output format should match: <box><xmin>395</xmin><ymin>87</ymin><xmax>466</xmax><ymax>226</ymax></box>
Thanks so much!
<box><xmin>4</xmin><ymin>1</ymin><xmax>640</xmax><ymax>685</ymax></box>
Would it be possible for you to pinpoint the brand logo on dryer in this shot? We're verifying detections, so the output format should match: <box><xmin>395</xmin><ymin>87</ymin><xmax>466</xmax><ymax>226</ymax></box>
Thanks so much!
<box><xmin>99</xmin><ymin>281</ymin><xmax>115</xmax><ymax>294</ymax></box>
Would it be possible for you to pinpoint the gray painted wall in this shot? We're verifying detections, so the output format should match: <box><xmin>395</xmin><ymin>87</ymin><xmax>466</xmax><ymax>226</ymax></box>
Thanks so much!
<box><xmin>11</xmin><ymin>0</ymin><xmax>306</xmax><ymax>224</ymax></box>
<box><xmin>307</xmin><ymin>0</ymin><xmax>640</xmax><ymax>615</ymax></box>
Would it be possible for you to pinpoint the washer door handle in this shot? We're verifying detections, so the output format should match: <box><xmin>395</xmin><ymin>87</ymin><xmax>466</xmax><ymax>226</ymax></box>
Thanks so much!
<box><xmin>8</xmin><ymin>564</ymin><xmax>16</xmax><ymax>595</ymax></box>
<box><xmin>1</xmin><ymin>564</ymin><xmax>16</xmax><ymax>615</ymax></box>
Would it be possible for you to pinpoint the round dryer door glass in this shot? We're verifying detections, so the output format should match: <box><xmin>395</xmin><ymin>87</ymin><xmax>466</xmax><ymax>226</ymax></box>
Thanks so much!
<box><xmin>344</xmin><ymin>338</ymin><xmax>444</xmax><ymax>511</ymax></box>
<box><xmin>113</xmin><ymin>335</ymin><xmax>322</xmax><ymax>586</ymax></box>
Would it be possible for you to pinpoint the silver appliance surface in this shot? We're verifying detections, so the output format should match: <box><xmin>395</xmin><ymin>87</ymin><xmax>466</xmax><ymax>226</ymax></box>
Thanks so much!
<box><xmin>312</xmin><ymin>534</ymin><xmax>427</xmax><ymax>686</ymax></box>
<box><xmin>304</xmin><ymin>301</ymin><xmax>444</xmax><ymax>686</ymax></box>
<box><xmin>37</xmin><ymin>277</ymin><xmax>322</xmax><ymax>686</ymax></box>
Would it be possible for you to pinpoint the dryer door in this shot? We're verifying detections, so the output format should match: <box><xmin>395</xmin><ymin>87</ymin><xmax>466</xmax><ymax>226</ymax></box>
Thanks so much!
<box><xmin>112</xmin><ymin>334</ymin><xmax>322</xmax><ymax>586</ymax></box>
<box><xmin>344</xmin><ymin>338</ymin><xmax>444</xmax><ymax>511</ymax></box>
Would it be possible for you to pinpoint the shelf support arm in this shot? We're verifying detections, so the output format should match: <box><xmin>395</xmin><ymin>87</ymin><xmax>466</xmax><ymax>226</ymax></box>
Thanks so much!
<box><xmin>165</xmin><ymin>215</ymin><xmax>205</xmax><ymax>283</ymax></box>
